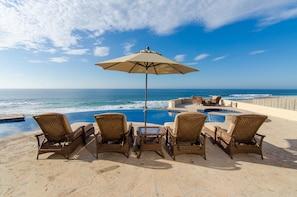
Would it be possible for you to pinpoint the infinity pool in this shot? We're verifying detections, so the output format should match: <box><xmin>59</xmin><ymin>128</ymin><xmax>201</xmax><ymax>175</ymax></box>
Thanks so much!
<box><xmin>0</xmin><ymin>109</ymin><xmax>228</xmax><ymax>138</ymax></box>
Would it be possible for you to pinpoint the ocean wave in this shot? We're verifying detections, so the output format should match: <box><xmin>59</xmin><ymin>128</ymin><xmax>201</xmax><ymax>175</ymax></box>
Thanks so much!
<box><xmin>0</xmin><ymin>101</ymin><xmax>44</xmax><ymax>107</ymax></box>
<box><xmin>0</xmin><ymin>100</ymin><xmax>169</xmax><ymax>116</ymax></box>
<box><xmin>0</xmin><ymin>90</ymin><xmax>290</xmax><ymax>116</ymax></box>
<box><xmin>224</xmin><ymin>94</ymin><xmax>272</xmax><ymax>100</ymax></box>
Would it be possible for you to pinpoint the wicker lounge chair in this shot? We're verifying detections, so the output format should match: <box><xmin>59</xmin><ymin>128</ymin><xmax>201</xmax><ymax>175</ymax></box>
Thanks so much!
<box><xmin>204</xmin><ymin>114</ymin><xmax>267</xmax><ymax>159</ymax></box>
<box><xmin>191</xmin><ymin>96</ymin><xmax>203</xmax><ymax>105</ymax></box>
<box><xmin>203</xmin><ymin>96</ymin><xmax>221</xmax><ymax>106</ymax></box>
<box><xmin>94</xmin><ymin>113</ymin><xmax>132</xmax><ymax>158</ymax></box>
<box><xmin>164</xmin><ymin>112</ymin><xmax>207</xmax><ymax>160</ymax></box>
<box><xmin>33</xmin><ymin>113</ymin><xmax>94</xmax><ymax>159</ymax></box>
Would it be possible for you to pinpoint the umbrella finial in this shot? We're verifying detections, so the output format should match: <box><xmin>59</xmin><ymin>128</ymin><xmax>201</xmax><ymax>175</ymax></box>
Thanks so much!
<box><xmin>139</xmin><ymin>46</ymin><xmax>162</xmax><ymax>56</ymax></box>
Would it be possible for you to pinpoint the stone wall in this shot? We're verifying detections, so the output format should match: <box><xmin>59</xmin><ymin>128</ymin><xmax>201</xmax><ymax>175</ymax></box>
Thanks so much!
<box><xmin>223</xmin><ymin>99</ymin><xmax>297</xmax><ymax>122</ymax></box>
<box><xmin>241</xmin><ymin>97</ymin><xmax>297</xmax><ymax>111</ymax></box>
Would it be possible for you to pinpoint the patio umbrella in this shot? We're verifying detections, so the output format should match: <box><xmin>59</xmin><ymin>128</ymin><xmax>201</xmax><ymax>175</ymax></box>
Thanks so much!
<box><xmin>95</xmin><ymin>47</ymin><xmax>198</xmax><ymax>128</ymax></box>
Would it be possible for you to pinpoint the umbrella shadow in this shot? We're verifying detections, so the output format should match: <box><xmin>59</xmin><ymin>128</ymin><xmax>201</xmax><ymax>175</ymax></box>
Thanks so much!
<box><xmin>201</xmin><ymin>138</ymin><xmax>297</xmax><ymax>171</ymax></box>
<box><xmin>250</xmin><ymin>140</ymin><xmax>297</xmax><ymax>170</ymax></box>
<box><xmin>63</xmin><ymin>136</ymin><xmax>173</xmax><ymax>170</ymax></box>
<box><xmin>159</xmin><ymin>137</ymin><xmax>297</xmax><ymax>171</ymax></box>
<box><xmin>161</xmin><ymin>139</ymin><xmax>242</xmax><ymax>171</ymax></box>
<box><xmin>44</xmin><ymin>136</ymin><xmax>297</xmax><ymax>171</ymax></box>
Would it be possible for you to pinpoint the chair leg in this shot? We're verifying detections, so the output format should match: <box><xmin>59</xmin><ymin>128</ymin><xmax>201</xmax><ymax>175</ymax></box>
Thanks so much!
<box><xmin>125</xmin><ymin>151</ymin><xmax>130</xmax><ymax>158</ymax></box>
<box><xmin>172</xmin><ymin>154</ymin><xmax>175</xmax><ymax>161</ymax></box>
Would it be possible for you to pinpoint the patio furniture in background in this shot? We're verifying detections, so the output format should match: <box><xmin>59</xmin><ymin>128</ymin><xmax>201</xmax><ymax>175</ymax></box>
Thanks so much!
<box><xmin>203</xmin><ymin>96</ymin><xmax>221</xmax><ymax>106</ymax></box>
<box><xmin>164</xmin><ymin>112</ymin><xmax>207</xmax><ymax>160</ymax></box>
<box><xmin>33</xmin><ymin>113</ymin><xmax>94</xmax><ymax>159</ymax></box>
<box><xmin>191</xmin><ymin>96</ymin><xmax>203</xmax><ymax>105</ymax></box>
<box><xmin>204</xmin><ymin>114</ymin><xmax>267</xmax><ymax>159</ymax></box>
<box><xmin>94</xmin><ymin>113</ymin><xmax>132</xmax><ymax>158</ymax></box>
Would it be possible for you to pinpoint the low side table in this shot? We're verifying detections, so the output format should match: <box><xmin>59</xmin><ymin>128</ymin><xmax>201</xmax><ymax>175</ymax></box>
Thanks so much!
<box><xmin>136</xmin><ymin>126</ymin><xmax>165</xmax><ymax>159</ymax></box>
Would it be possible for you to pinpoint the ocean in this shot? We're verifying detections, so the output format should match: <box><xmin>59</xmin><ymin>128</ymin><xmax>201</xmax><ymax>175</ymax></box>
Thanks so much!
<box><xmin>1</xmin><ymin>89</ymin><xmax>297</xmax><ymax>138</ymax></box>
<box><xmin>1</xmin><ymin>88</ymin><xmax>297</xmax><ymax>116</ymax></box>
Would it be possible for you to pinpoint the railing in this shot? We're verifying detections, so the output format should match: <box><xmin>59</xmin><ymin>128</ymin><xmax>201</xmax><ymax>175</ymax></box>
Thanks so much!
<box><xmin>223</xmin><ymin>99</ymin><xmax>297</xmax><ymax>122</ymax></box>
<box><xmin>242</xmin><ymin>97</ymin><xmax>297</xmax><ymax>111</ymax></box>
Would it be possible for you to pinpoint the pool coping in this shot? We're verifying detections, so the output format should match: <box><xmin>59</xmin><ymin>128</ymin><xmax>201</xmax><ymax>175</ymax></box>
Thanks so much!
<box><xmin>0</xmin><ymin>114</ymin><xmax>25</xmax><ymax>123</ymax></box>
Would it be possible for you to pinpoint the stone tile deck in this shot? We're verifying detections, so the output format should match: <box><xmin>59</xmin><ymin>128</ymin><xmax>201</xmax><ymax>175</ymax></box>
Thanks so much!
<box><xmin>0</xmin><ymin>104</ymin><xmax>297</xmax><ymax>196</ymax></box>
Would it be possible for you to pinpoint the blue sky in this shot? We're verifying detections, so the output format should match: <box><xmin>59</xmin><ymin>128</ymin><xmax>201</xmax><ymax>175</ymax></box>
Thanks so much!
<box><xmin>1</xmin><ymin>0</ymin><xmax>297</xmax><ymax>89</ymax></box>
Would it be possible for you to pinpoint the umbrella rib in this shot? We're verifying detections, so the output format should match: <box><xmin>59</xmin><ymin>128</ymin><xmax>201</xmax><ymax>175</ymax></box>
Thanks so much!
<box><xmin>151</xmin><ymin>62</ymin><xmax>159</xmax><ymax>74</ymax></box>
<box><xmin>128</xmin><ymin>62</ymin><xmax>146</xmax><ymax>73</ymax></box>
<box><xmin>168</xmin><ymin>64</ymin><xmax>187</xmax><ymax>74</ymax></box>
<box><xmin>153</xmin><ymin>63</ymin><xmax>187</xmax><ymax>74</ymax></box>
<box><xmin>102</xmin><ymin>62</ymin><xmax>121</xmax><ymax>70</ymax></box>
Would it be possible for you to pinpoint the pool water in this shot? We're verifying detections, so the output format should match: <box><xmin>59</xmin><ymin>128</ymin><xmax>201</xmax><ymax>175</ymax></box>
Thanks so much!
<box><xmin>198</xmin><ymin>108</ymin><xmax>242</xmax><ymax>122</ymax></box>
<box><xmin>0</xmin><ymin>109</ymin><xmax>227</xmax><ymax>138</ymax></box>
<box><xmin>200</xmin><ymin>108</ymin><xmax>241</xmax><ymax>114</ymax></box>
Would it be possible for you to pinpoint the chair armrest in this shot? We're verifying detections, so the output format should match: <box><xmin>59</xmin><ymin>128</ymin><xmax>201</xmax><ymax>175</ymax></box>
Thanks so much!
<box><xmin>255</xmin><ymin>133</ymin><xmax>265</xmax><ymax>138</ymax></box>
<box><xmin>125</xmin><ymin>124</ymin><xmax>133</xmax><ymax>142</ymax></box>
<box><xmin>199</xmin><ymin>132</ymin><xmax>207</xmax><ymax>146</ymax></box>
<box><xmin>72</xmin><ymin>125</ymin><xmax>84</xmax><ymax>133</ymax></box>
<box><xmin>66</xmin><ymin>126</ymin><xmax>84</xmax><ymax>142</ymax></box>
<box><xmin>255</xmin><ymin>133</ymin><xmax>266</xmax><ymax>146</ymax></box>
<box><xmin>35</xmin><ymin>133</ymin><xmax>45</xmax><ymax>147</ymax></box>
<box><xmin>35</xmin><ymin>133</ymin><xmax>44</xmax><ymax>140</ymax></box>
<box><xmin>84</xmin><ymin>123</ymin><xmax>95</xmax><ymax>134</ymax></box>
<box><xmin>122</xmin><ymin>123</ymin><xmax>132</xmax><ymax>138</ymax></box>
<box><xmin>94</xmin><ymin>132</ymin><xmax>101</xmax><ymax>143</ymax></box>
<box><xmin>216</xmin><ymin>126</ymin><xmax>231</xmax><ymax>144</ymax></box>
<box><xmin>214</xmin><ymin>126</ymin><xmax>222</xmax><ymax>140</ymax></box>
<box><xmin>166</xmin><ymin>126</ymin><xmax>177</xmax><ymax>138</ymax></box>
<box><xmin>165</xmin><ymin>126</ymin><xmax>176</xmax><ymax>145</ymax></box>
<box><xmin>126</xmin><ymin>122</ymin><xmax>132</xmax><ymax>133</ymax></box>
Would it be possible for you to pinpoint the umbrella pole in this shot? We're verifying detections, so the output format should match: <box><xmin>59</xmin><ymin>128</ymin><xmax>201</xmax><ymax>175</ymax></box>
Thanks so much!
<box><xmin>144</xmin><ymin>70</ymin><xmax>148</xmax><ymax>133</ymax></box>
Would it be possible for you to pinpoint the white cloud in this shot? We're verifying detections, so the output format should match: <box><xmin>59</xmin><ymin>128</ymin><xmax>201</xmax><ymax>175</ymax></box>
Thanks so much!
<box><xmin>0</xmin><ymin>0</ymin><xmax>297</xmax><ymax>50</ymax></box>
<box><xmin>49</xmin><ymin>57</ymin><xmax>69</xmax><ymax>63</ymax></box>
<box><xmin>213</xmin><ymin>55</ymin><xmax>227</xmax><ymax>61</ymax></box>
<box><xmin>257</xmin><ymin>5</ymin><xmax>297</xmax><ymax>27</ymax></box>
<box><xmin>33</xmin><ymin>48</ymin><xmax>56</xmax><ymax>54</ymax></box>
<box><xmin>123</xmin><ymin>42</ymin><xmax>135</xmax><ymax>55</ymax></box>
<box><xmin>94</xmin><ymin>46</ymin><xmax>109</xmax><ymax>57</ymax></box>
<box><xmin>195</xmin><ymin>53</ymin><xmax>209</xmax><ymax>61</ymax></box>
<box><xmin>28</xmin><ymin>59</ymin><xmax>43</xmax><ymax>63</ymax></box>
<box><xmin>250</xmin><ymin>50</ymin><xmax>266</xmax><ymax>55</ymax></box>
<box><xmin>186</xmin><ymin>62</ymin><xmax>198</xmax><ymax>66</ymax></box>
<box><xmin>80</xmin><ymin>58</ymin><xmax>88</xmax><ymax>63</ymax></box>
<box><xmin>174</xmin><ymin>54</ymin><xmax>185</xmax><ymax>62</ymax></box>
<box><xmin>64</xmin><ymin>49</ymin><xmax>89</xmax><ymax>55</ymax></box>
<box><xmin>45</xmin><ymin>48</ymin><xmax>57</xmax><ymax>54</ymax></box>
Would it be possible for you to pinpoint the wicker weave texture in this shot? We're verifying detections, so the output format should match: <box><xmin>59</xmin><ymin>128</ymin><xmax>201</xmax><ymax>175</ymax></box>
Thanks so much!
<box><xmin>94</xmin><ymin>113</ymin><xmax>131</xmax><ymax>158</ymax></box>
<box><xmin>95</xmin><ymin>113</ymin><xmax>127</xmax><ymax>142</ymax></box>
<box><xmin>226</xmin><ymin>114</ymin><xmax>267</xmax><ymax>143</ymax></box>
<box><xmin>174</xmin><ymin>112</ymin><xmax>207</xmax><ymax>142</ymax></box>
<box><xmin>33</xmin><ymin>113</ymin><xmax>72</xmax><ymax>142</ymax></box>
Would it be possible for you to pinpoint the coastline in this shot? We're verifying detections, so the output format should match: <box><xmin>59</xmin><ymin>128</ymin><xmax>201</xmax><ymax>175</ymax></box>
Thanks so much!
<box><xmin>1</xmin><ymin>96</ymin><xmax>297</xmax><ymax>138</ymax></box>
<box><xmin>1</xmin><ymin>88</ymin><xmax>297</xmax><ymax>116</ymax></box>
<box><xmin>1</xmin><ymin>101</ymin><xmax>297</xmax><ymax>196</ymax></box>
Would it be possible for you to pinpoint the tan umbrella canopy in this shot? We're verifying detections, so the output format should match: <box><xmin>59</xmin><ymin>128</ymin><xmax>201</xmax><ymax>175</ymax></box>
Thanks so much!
<box><xmin>95</xmin><ymin>47</ymin><xmax>198</xmax><ymax>128</ymax></box>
